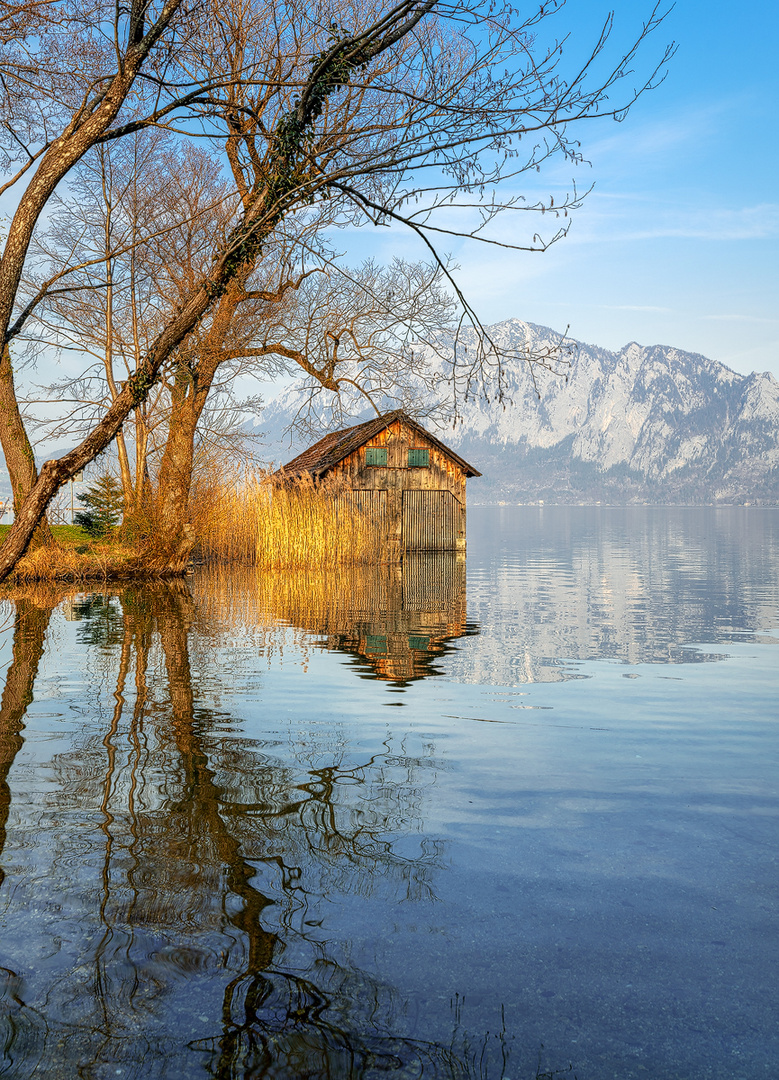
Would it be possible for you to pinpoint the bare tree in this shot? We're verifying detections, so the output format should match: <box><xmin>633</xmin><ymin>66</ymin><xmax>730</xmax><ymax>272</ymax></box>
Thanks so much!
<box><xmin>19</xmin><ymin>133</ymin><xmax>183</xmax><ymax>513</ymax></box>
<box><xmin>0</xmin><ymin>0</ymin><xmax>192</xmax><ymax>523</ymax></box>
<box><xmin>0</xmin><ymin>0</ymin><xmax>673</xmax><ymax>579</ymax></box>
<box><xmin>22</xmin><ymin>135</ymin><xmax>457</xmax><ymax>563</ymax></box>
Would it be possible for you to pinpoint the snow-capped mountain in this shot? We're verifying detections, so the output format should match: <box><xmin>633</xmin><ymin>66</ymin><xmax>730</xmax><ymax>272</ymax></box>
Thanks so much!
<box><xmin>260</xmin><ymin>319</ymin><xmax>779</xmax><ymax>504</ymax></box>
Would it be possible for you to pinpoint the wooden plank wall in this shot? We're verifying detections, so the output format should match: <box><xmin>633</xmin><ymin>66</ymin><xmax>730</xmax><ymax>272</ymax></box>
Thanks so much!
<box><xmin>402</xmin><ymin>490</ymin><xmax>460</xmax><ymax>551</ymax></box>
<box><xmin>339</xmin><ymin>490</ymin><xmax>391</xmax><ymax>544</ymax></box>
<box><xmin>328</xmin><ymin>419</ymin><xmax>471</xmax><ymax>552</ymax></box>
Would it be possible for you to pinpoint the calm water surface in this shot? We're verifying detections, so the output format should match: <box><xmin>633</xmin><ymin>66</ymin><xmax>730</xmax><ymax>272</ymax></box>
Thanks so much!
<box><xmin>0</xmin><ymin>507</ymin><xmax>777</xmax><ymax>1079</ymax></box>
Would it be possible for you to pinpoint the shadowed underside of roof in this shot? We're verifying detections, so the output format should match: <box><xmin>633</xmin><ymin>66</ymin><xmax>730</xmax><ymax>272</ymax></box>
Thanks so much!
<box><xmin>277</xmin><ymin>410</ymin><xmax>481</xmax><ymax>478</ymax></box>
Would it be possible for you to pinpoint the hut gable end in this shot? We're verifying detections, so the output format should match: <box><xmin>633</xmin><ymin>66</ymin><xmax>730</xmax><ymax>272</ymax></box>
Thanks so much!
<box><xmin>278</xmin><ymin>411</ymin><xmax>480</xmax><ymax>482</ymax></box>
<box><xmin>342</xmin><ymin>420</ymin><xmax>467</xmax><ymax>496</ymax></box>
<box><xmin>277</xmin><ymin>411</ymin><xmax>481</xmax><ymax>554</ymax></box>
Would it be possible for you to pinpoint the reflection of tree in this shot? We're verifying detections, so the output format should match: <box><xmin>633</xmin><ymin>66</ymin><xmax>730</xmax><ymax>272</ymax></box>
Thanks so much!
<box><xmin>153</xmin><ymin>582</ymin><xmax>454</xmax><ymax>1076</ymax></box>
<box><xmin>0</xmin><ymin>580</ymin><xmax>485</xmax><ymax>1078</ymax></box>
<box><xmin>69</xmin><ymin>593</ymin><xmax>126</xmax><ymax>649</ymax></box>
<box><xmin>0</xmin><ymin>589</ymin><xmax>56</xmax><ymax>888</ymax></box>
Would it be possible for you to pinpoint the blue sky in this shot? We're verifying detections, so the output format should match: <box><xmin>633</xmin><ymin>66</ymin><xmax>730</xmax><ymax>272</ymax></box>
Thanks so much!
<box><xmin>343</xmin><ymin>0</ymin><xmax>779</xmax><ymax>378</ymax></box>
<box><xmin>4</xmin><ymin>0</ymin><xmax>776</xmax><ymax>393</ymax></box>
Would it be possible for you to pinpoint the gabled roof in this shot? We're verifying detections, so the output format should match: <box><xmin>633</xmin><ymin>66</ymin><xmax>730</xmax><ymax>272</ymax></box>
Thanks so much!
<box><xmin>277</xmin><ymin>409</ymin><xmax>481</xmax><ymax>479</ymax></box>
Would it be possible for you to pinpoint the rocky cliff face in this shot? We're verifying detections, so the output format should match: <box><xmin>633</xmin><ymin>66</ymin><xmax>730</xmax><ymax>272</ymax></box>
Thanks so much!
<box><xmin>262</xmin><ymin>318</ymin><xmax>779</xmax><ymax>504</ymax></box>
<box><xmin>442</xmin><ymin>320</ymin><xmax>779</xmax><ymax>503</ymax></box>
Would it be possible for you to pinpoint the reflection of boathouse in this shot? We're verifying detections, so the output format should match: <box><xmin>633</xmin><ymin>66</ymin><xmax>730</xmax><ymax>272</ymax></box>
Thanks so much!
<box><xmin>278</xmin><ymin>410</ymin><xmax>480</xmax><ymax>556</ymax></box>
<box><xmin>256</xmin><ymin>554</ymin><xmax>477</xmax><ymax>685</ymax></box>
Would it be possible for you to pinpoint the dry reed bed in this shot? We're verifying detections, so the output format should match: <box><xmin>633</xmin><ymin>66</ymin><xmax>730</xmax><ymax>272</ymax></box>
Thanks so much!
<box><xmin>196</xmin><ymin>475</ymin><xmax>386</xmax><ymax>569</ymax></box>
<box><xmin>3</xmin><ymin>474</ymin><xmax>384</xmax><ymax>582</ymax></box>
<box><xmin>9</xmin><ymin>542</ymin><xmax>150</xmax><ymax>583</ymax></box>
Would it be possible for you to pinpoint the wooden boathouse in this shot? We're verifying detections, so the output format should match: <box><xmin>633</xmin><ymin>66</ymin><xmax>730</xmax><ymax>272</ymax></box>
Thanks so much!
<box><xmin>277</xmin><ymin>410</ymin><xmax>481</xmax><ymax>557</ymax></box>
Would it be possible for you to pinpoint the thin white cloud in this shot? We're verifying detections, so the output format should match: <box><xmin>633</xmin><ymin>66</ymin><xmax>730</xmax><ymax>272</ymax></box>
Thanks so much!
<box><xmin>602</xmin><ymin>304</ymin><xmax>671</xmax><ymax>313</ymax></box>
<box><xmin>701</xmin><ymin>313</ymin><xmax>779</xmax><ymax>325</ymax></box>
<box><xmin>584</xmin><ymin>97</ymin><xmax>734</xmax><ymax>165</ymax></box>
<box><xmin>556</xmin><ymin>199</ymin><xmax>779</xmax><ymax>244</ymax></box>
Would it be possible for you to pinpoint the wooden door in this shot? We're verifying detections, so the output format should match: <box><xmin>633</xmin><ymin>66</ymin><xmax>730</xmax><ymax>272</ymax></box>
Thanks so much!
<box><xmin>402</xmin><ymin>490</ymin><xmax>460</xmax><ymax>550</ymax></box>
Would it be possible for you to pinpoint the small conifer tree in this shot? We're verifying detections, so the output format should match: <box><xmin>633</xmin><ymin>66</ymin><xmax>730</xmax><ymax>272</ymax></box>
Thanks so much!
<box><xmin>74</xmin><ymin>475</ymin><xmax>124</xmax><ymax>538</ymax></box>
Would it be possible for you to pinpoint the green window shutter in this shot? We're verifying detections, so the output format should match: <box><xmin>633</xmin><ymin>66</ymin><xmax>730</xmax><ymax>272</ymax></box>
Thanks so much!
<box><xmin>408</xmin><ymin>447</ymin><xmax>429</xmax><ymax>467</ymax></box>
<box><xmin>365</xmin><ymin>447</ymin><xmax>388</xmax><ymax>466</ymax></box>
<box><xmin>365</xmin><ymin>634</ymin><xmax>387</xmax><ymax>654</ymax></box>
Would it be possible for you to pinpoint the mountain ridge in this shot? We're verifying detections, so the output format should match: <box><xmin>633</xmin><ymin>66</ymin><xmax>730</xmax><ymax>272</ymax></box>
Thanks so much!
<box><xmin>2</xmin><ymin>320</ymin><xmax>774</xmax><ymax>508</ymax></box>
<box><xmin>439</xmin><ymin>319</ymin><xmax>779</xmax><ymax>503</ymax></box>
<box><xmin>258</xmin><ymin>317</ymin><xmax>779</xmax><ymax>504</ymax></box>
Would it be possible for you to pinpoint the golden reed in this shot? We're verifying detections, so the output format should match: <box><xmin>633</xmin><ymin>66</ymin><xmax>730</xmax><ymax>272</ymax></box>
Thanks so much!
<box><xmin>2</xmin><ymin>472</ymin><xmax>382</xmax><ymax>581</ymax></box>
<box><xmin>9</xmin><ymin>540</ymin><xmax>146</xmax><ymax>583</ymax></box>
<box><xmin>195</xmin><ymin>473</ymin><xmax>384</xmax><ymax>569</ymax></box>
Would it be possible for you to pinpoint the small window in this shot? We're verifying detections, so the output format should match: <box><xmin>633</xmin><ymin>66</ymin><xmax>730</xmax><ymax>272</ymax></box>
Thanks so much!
<box><xmin>365</xmin><ymin>447</ymin><xmax>388</xmax><ymax>466</ymax></box>
<box><xmin>408</xmin><ymin>635</ymin><xmax>430</xmax><ymax>652</ymax></box>
<box><xmin>408</xmin><ymin>447</ymin><xmax>429</xmax><ymax>467</ymax></box>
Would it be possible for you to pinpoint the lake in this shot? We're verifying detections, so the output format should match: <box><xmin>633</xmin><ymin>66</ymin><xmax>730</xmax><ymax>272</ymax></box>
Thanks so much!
<box><xmin>0</xmin><ymin>506</ymin><xmax>777</xmax><ymax>1079</ymax></box>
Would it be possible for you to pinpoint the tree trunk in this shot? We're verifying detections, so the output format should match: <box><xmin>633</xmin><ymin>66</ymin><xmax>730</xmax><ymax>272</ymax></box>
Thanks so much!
<box><xmin>0</xmin><ymin>347</ymin><xmax>53</xmax><ymax>549</ymax></box>
<box><xmin>151</xmin><ymin>350</ymin><xmax>221</xmax><ymax>572</ymax></box>
<box><xmin>134</xmin><ymin>406</ymin><xmax>150</xmax><ymax>512</ymax></box>
<box><xmin>157</xmin><ymin>409</ymin><xmax>195</xmax><ymax>532</ymax></box>
<box><xmin>116</xmin><ymin>429</ymin><xmax>135</xmax><ymax>515</ymax></box>
<box><xmin>150</xmin><ymin>393</ymin><xmax>200</xmax><ymax>572</ymax></box>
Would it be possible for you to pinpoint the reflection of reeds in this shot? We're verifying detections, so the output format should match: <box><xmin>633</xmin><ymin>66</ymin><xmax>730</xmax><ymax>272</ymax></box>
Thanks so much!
<box><xmin>253</xmin><ymin>559</ymin><xmax>462</xmax><ymax>630</ymax></box>
<box><xmin>257</xmin><ymin>563</ymin><xmax>400</xmax><ymax>631</ymax></box>
<box><xmin>196</xmin><ymin>474</ymin><xmax>385</xmax><ymax>569</ymax></box>
<box><xmin>0</xmin><ymin>580</ymin><xmax>74</xmax><ymax>609</ymax></box>
<box><xmin>194</xmin><ymin>557</ymin><xmax>467</xmax><ymax>634</ymax></box>
<box><xmin>191</xmin><ymin>556</ymin><xmax>473</xmax><ymax>684</ymax></box>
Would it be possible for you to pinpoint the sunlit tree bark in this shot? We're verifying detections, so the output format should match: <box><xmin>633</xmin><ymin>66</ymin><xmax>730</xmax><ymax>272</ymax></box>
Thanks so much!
<box><xmin>0</xmin><ymin>346</ymin><xmax>53</xmax><ymax>547</ymax></box>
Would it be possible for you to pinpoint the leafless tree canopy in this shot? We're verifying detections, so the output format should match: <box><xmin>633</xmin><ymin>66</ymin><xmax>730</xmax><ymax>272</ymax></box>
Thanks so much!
<box><xmin>0</xmin><ymin>0</ymin><xmax>674</xmax><ymax>576</ymax></box>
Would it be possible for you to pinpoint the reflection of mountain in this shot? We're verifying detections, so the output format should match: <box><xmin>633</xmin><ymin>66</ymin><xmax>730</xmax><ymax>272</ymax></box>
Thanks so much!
<box><xmin>0</xmin><ymin>581</ymin><xmax>490</xmax><ymax>1078</ymax></box>
<box><xmin>199</xmin><ymin>556</ymin><xmax>478</xmax><ymax>686</ymax></box>
<box><xmin>453</xmin><ymin>506</ymin><xmax>779</xmax><ymax>684</ymax></box>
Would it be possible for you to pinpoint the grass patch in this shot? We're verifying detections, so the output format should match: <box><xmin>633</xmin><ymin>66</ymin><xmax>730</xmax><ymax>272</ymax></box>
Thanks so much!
<box><xmin>0</xmin><ymin>523</ymin><xmax>90</xmax><ymax>546</ymax></box>
<box><xmin>52</xmin><ymin>524</ymin><xmax>92</xmax><ymax>546</ymax></box>
<box><xmin>0</xmin><ymin>524</ymin><xmax>175</xmax><ymax>582</ymax></box>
